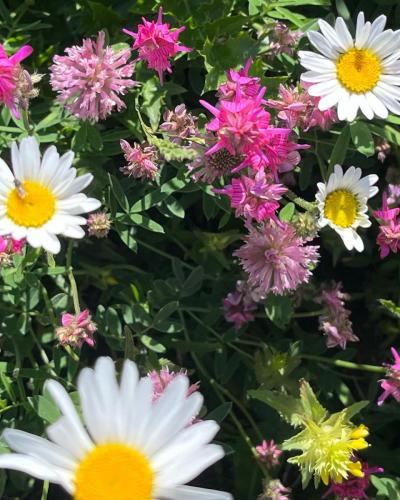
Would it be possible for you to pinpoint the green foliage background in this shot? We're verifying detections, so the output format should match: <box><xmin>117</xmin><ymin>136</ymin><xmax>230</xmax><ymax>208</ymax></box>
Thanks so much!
<box><xmin>1</xmin><ymin>0</ymin><xmax>400</xmax><ymax>498</ymax></box>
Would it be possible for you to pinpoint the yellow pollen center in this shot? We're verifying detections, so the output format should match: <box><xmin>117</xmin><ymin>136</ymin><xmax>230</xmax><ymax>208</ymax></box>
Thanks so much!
<box><xmin>336</xmin><ymin>48</ymin><xmax>381</xmax><ymax>93</ymax></box>
<box><xmin>324</xmin><ymin>189</ymin><xmax>358</xmax><ymax>228</ymax></box>
<box><xmin>74</xmin><ymin>443</ymin><xmax>153</xmax><ymax>500</ymax></box>
<box><xmin>6</xmin><ymin>180</ymin><xmax>55</xmax><ymax>227</ymax></box>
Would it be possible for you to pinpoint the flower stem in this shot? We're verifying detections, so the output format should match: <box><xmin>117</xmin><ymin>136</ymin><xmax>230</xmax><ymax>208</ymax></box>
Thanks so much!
<box><xmin>66</xmin><ymin>241</ymin><xmax>80</xmax><ymax>314</ymax></box>
<box><xmin>284</xmin><ymin>189</ymin><xmax>315</xmax><ymax>212</ymax></box>
<box><xmin>301</xmin><ymin>354</ymin><xmax>386</xmax><ymax>374</ymax></box>
<box><xmin>21</xmin><ymin>107</ymin><xmax>33</xmax><ymax>135</ymax></box>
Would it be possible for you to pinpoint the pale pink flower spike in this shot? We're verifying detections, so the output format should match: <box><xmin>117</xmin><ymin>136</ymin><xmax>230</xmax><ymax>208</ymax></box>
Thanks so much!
<box><xmin>50</xmin><ymin>31</ymin><xmax>137</xmax><ymax>121</ymax></box>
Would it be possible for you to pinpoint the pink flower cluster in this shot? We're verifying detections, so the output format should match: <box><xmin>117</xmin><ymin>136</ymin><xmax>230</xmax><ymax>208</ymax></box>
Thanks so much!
<box><xmin>378</xmin><ymin>347</ymin><xmax>400</xmax><ymax>406</ymax></box>
<box><xmin>323</xmin><ymin>462</ymin><xmax>383</xmax><ymax>499</ymax></box>
<box><xmin>255</xmin><ymin>439</ymin><xmax>282</xmax><ymax>468</ymax></box>
<box><xmin>0</xmin><ymin>44</ymin><xmax>33</xmax><ymax>117</ymax></box>
<box><xmin>50</xmin><ymin>31</ymin><xmax>137</xmax><ymax>121</ymax></box>
<box><xmin>234</xmin><ymin>222</ymin><xmax>319</xmax><ymax>296</ymax></box>
<box><xmin>223</xmin><ymin>280</ymin><xmax>257</xmax><ymax>330</ymax></box>
<box><xmin>56</xmin><ymin>309</ymin><xmax>97</xmax><ymax>348</ymax></box>
<box><xmin>269</xmin><ymin>21</ymin><xmax>303</xmax><ymax>57</ymax></box>
<box><xmin>267</xmin><ymin>84</ymin><xmax>337</xmax><ymax>131</ymax></box>
<box><xmin>373</xmin><ymin>193</ymin><xmax>400</xmax><ymax>259</ymax></box>
<box><xmin>120</xmin><ymin>139</ymin><xmax>159</xmax><ymax>180</ymax></box>
<box><xmin>160</xmin><ymin>103</ymin><xmax>198</xmax><ymax>144</ymax></box>
<box><xmin>124</xmin><ymin>7</ymin><xmax>191</xmax><ymax>85</ymax></box>
<box><xmin>259</xmin><ymin>479</ymin><xmax>291</xmax><ymax>500</ymax></box>
<box><xmin>148</xmin><ymin>366</ymin><xmax>200</xmax><ymax>402</ymax></box>
<box><xmin>200</xmin><ymin>62</ymin><xmax>305</xmax><ymax>178</ymax></box>
<box><xmin>316</xmin><ymin>282</ymin><xmax>358</xmax><ymax>350</ymax></box>
<box><xmin>215</xmin><ymin>170</ymin><xmax>286</xmax><ymax>224</ymax></box>
<box><xmin>0</xmin><ymin>236</ymin><xmax>25</xmax><ymax>266</ymax></box>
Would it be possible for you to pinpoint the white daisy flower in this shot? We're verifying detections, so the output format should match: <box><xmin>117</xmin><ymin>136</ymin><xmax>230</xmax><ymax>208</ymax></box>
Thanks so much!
<box><xmin>316</xmin><ymin>165</ymin><xmax>378</xmax><ymax>252</ymax></box>
<box><xmin>300</xmin><ymin>12</ymin><xmax>400</xmax><ymax>121</ymax></box>
<box><xmin>0</xmin><ymin>136</ymin><xmax>101</xmax><ymax>254</ymax></box>
<box><xmin>0</xmin><ymin>357</ymin><xmax>231</xmax><ymax>500</ymax></box>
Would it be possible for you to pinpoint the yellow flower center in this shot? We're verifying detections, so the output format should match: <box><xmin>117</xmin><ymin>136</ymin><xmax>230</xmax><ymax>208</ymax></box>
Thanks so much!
<box><xmin>6</xmin><ymin>181</ymin><xmax>56</xmax><ymax>228</ymax></box>
<box><xmin>324</xmin><ymin>189</ymin><xmax>358</xmax><ymax>228</ymax></box>
<box><xmin>74</xmin><ymin>443</ymin><xmax>154</xmax><ymax>500</ymax></box>
<box><xmin>336</xmin><ymin>48</ymin><xmax>381</xmax><ymax>93</ymax></box>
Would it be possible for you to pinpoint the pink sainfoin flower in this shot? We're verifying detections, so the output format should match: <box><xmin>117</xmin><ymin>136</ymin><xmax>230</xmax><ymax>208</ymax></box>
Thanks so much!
<box><xmin>215</xmin><ymin>169</ymin><xmax>286</xmax><ymax>223</ymax></box>
<box><xmin>234</xmin><ymin>222</ymin><xmax>319</xmax><ymax>296</ymax></box>
<box><xmin>0</xmin><ymin>236</ymin><xmax>25</xmax><ymax>266</ymax></box>
<box><xmin>123</xmin><ymin>7</ymin><xmax>191</xmax><ymax>85</ymax></box>
<box><xmin>0</xmin><ymin>44</ymin><xmax>33</xmax><ymax>118</ymax></box>
<box><xmin>50</xmin><ymin>31</ymin><xmax>137</xmax><ymax>121</ymax></box>
<box><xmin>56</xmin><ymin>310</ymin><xmax>97</xmax><ymax>348</ymax></box>
<box><xmin>223</xmin><ymin>280</ymin><xmax>257</xmax><ymax>329</ymax></box>
<box><xmin>316</xmin><ymin>282</ymin><xmax>358</xmax><ymax>350</ymax></box>
<box><xmin>375</xmin><ymin>138</ymin><xmax>391</xmax><ymax>163</ymax></box>
<box><xmin>377</xmin><ymin>347</ymin><xmax>400</xmax><ymax>406</ymax></box>
<box><xmin>270</xmin><ymin>21</ymin><xmax>302</xmax><ymax>57</ymax></box>
<box><xmin>323</xmin><ymin>462</ymin><xmax>384</xmax><ymax>499</ymax></box>
<box><xmin>373</xmin><ymin>193</ymin><xmax>400</xmax><ymax>259</ymax></box>
<box><xmin>148</xmin><ymin>367</ymin><xmax>200</xmax><ymax>402</ymax></box>
<box><xmin>120</xmin><ymin>139</ymin><xmax>159</xmax><ymax>180</ymax></box>
<box><xmin>160</xmin><ymin>104</ymin><xmax>198</xmax><ymax>144</ymax></box>
<box><xmin>387</xmin><ymin>184</ymin><xmax>400</xmax><ymax>205</ymax></box>
<box><xmin>267</xmin><ymin>84</ymin><xmax>337</xmax><ymax>131</ymax></box>
<box><xmin>217</xmin><ymin>59</ymin><xmax>263</xmax><ymax>101</ymax></box>
<box><xmin>259</xmin><ymin>479</ymin><xmax>291</xmax><ymax>500</ymax></box>
<box><xmin>87</xmin><ymin>212</ymin><xmax>111</xmax><ymax>238</ymax></box>
<box><xmin>256</xmin><ymin>440</ymin><xmax>282</xmax><ymax>468</ymax></box>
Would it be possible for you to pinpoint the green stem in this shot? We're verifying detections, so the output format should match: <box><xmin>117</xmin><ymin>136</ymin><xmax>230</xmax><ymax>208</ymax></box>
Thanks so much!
<box><xmin>293</xmin><ymin>309</ymin><xmax>325</xmax><ymax>318</ymax></box>
<box><xmin>136</xmin><ymin>238</ymin><xmax>195</xmax><ymax>271</ymax></box>
<box><xmin>301</xmin><ymin>354</ymin><xmax>386</xmax><ymax>374</ymax></box>
<box><xmin>66</xmin><ymin>242</ymin><xmax>80</xmax><ymax>314</ymax></box>
<box><xmin>21</xmin><ymin>107</ymin><xmax>33</xmax><ymax>135</ymax></box>
<box><xmin>63</xmin><ymin>345</ymin><xmax>80</xmax><ymax>362</ymax></box>
<box><xmin>284</xmin><ymin>189</ymin><xmax>315</xmax><ymax>212</ymax></box>
<box><xmin>186</xmin><ymin>311</ymin><xmax>253</xmax><ymax>361</ymax></box>
<box><xmin>313</xmin><ymin>129</ymin><xmax>327</xmax><ymax>181</ymax></box>
<box><xmin>178</xmin><ymin>310</ymin><xmax>268</xmax><ymax>476</ymax></box>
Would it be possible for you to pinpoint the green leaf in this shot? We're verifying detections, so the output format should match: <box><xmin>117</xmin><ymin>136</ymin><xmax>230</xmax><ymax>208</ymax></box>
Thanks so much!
<box><xmin>206</xmin><ymin>402</ymin><xmax>232</xmax><ymax>423</ymax></box>
<box><xmin>29</xmin><ymin>394</ymin><xmax>61</xmax><ymax>424</ymax></box>
<box><xmin>130</xmin><ymin>213</ymin><xmax>165</xmax><ymax>233</ymax></box>
<box><xmin>341</xmin><ymin>400</ymin><xmax>369</xmax><ymax>420</ymax></box>
<box><xmin>72</xmin><ymin>122</ymin><xmax>88</xmax><ymax>152</ymax></box>
<box><xmin>108</xmin><ymin>173</ymin><xmax>129</xmax><ymax>213</ymax></box>
<box><xmin>248</xmin><ymin>0</ymin><xmax>263</xmax><ymax>14</ymax></box>
<box><xmin>181</xmin><ymin>267</ymin><xmax>204</xmax><ymax>297</ymax></box>
<box><xmin>350</xmin><ymin>121</ymin><xmax>375</xmax><ymax>157</ymax></box>
<box><xmin>86</xmin><ymin>123</ymin><xmax>103</xmax><ymax>151</ymax></box>
<box><xmin>328</xmin><ymin>124</ymin><xmax>350</xmax><ymax>174</ymax></box>
<box><xmin>371</xmin><ymin>476</ymin><xmax>400</xmax><ymax>499</ymax></box>
<box><xmin>264</xmin><ymin>294</ymin><xmax>293</xmax><ymax>329</ymax></box>
<box><xmin>335</xmin><ymin>0</ymin><xmax>351</xmax><ymax>20</ymax></box>
<box><xmin>279</xmin><ymin>202</ymin><xmax>295</xmax><ymax>222</ymax></box>
<box><xmin>131</xmin><ymin>190</ymin><xmax>170</xmax><ymax>213</ymax></box>
<box><xmin>153</xmin><ymin>301</ymin><xmax>179</xmax><ymax>326</ymax></box>
<box><xmin>140</xmin><ymin>334</ymin><xmax>166</xmax><ymax>353</ymax></box>
<box><xmin>299</xmin><ymin>380</ymin><xmax>327</xmax><ymax>423</ymax></box>
<box><xmin>249</xmin><ymin>389</ymin><xmax>303</xmax><ymax>427</ymax></box>
<box><xmin>379</xmin><ymin>298</ymin><xmax>400</xmax><ymax>319</ymax></box>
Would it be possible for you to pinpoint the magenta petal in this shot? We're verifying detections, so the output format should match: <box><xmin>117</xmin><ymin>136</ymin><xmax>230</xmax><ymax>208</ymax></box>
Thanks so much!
<box><xmin>9</xmin><ymin>45</ymin><xmax>33</xmax><ymax>64</ymax></box>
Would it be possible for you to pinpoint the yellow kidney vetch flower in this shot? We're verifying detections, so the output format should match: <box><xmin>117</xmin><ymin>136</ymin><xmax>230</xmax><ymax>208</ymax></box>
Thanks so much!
<box><xmin>284</xmin><ymin>415</ymin><xmax>369</xmax><ymax>486</ymax></box>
